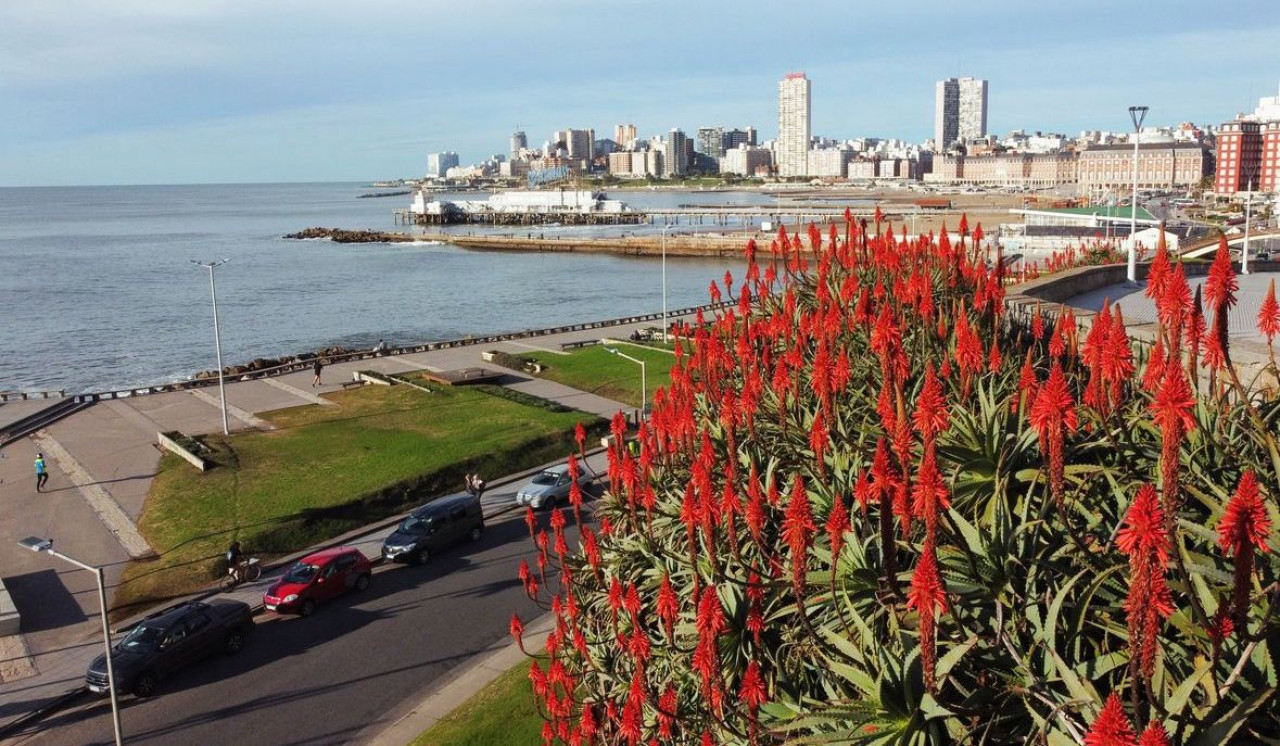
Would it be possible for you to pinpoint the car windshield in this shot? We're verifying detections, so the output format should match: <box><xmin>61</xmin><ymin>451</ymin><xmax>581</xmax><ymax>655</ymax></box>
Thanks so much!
<box><xmin>531</xmin><ymin>470</ymin><xmax>561</xmax><ymax>486</ymax></box>
<box><xmin>283</xmin><ymin>563</ymin><xmax>319</xmax><ymax>584</ymax></box>
<box><xmin>400</xmin><ymin>515</ymin><xmax>436</xmax><ymax>533</ymax></box>
<box><xmin>119</xmin><ymin>624</ymin><xmax>164</xmax><ymax>652</ymax></box>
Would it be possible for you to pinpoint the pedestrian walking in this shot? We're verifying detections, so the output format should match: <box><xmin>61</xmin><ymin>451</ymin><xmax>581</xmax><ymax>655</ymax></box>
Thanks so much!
<box><xmin>312</xmin><ymin>359</ymin><xmax>324</xmax><ymax>387</ymax></box>
<box><xmin>34</xmin><ymin>452</ymin><xmax>49</xmax><ymax>492</ymax></box>
<box><xmin>469</xmin><ymin>473</ymin><xmax>486</xmax><ymax>501</ymax></box>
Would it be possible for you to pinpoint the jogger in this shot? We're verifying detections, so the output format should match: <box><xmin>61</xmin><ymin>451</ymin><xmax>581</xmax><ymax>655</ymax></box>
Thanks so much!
<box><xmin>34</xmin><ymin>452</ymin><xmax>49</xmax><ymax>492</ymax></box>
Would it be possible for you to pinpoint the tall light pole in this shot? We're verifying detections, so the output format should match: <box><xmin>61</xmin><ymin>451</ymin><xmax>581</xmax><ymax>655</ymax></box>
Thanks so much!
<box><xmin>604</xmin><ymin>347</ymin><xmax>646</xmax><ymax>422</ymax></box>
<box><xmin>19</xmin><ymin>537</ymin><xmax>123</xmax><ymax>746</ymax></box>
<box><xmin>660</xmin><ymin>224</ymin><xmax>671</xmax><ymax>343</ymax></box>
<box><xmin>1243</xmin><ymin>178</ymin><xmax>1254</xmax><ymax>275</ymax></box>
<box><xmin>191</xmin><ymin>260</ymin><xmax>231</xmax><ymax>435</ymax></box>
<box><xmin>1127</xmin><ymin>105</ymin><xmax>1149</xmax><ymax>284</ymax></box>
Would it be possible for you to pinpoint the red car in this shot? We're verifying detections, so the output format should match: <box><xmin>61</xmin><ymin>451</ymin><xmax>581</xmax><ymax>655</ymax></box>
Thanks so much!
<box><xmin>263</xmin><ymin>547</ymin><xmax>371</xmax><ymax>616</ymax></box>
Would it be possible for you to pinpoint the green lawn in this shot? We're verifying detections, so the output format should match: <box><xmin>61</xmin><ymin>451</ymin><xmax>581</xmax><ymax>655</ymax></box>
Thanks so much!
<box><xmin>411</xmin><ymin>660</ymin><xmax>544</xmax><ymax>746</ymax></box>
<box><xmin>114</xmin><ymin>383</ymin><xmax>595</xmax><ymax>619</ymax></box>
<box><xmin>514</xmin><ymin>344</ymin><xmax>677</xmax><ymax>410</ymax></box>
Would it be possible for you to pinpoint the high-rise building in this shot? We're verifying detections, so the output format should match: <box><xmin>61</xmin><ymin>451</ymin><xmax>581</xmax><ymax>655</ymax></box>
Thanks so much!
<box><xmin>665</xmin><ymin>129</ymin><xmax>689</xmax><ymax>177</ymax></box>
<box><xmin>1216</xmin><ymin>121</ymin><xmax>1263</xmax><ymax>194</ymax></box>
<box><xmin>723</xmin><ymin>128</ymin><xmax>755</xmax><ymax>151</ymax></box>
<box><xmin>426</xmin><ymin>152</ymin><xmax>459</xmax><ymax>177</ymax></box>
<box><xmin>564</xmin><ymin>129</ymin><xmax>594</xmax><ymax>162</ymax></box>
<box><xmin>777</xmin><ymin>73</ymin><xmax>811</xmax><ymax>178</ymax></box>
<box><xmin>510</xmin><ymin>130</ymin><xmax>527</xmax><ymax>160</ymax></box>
<box><xmin>934</xmin><ymin>77</ymin><xmax>988</xmax><ymax>150</ymax></box>
<box><xmin>697</xmin><ymin>127</ymin><xmax>726</xmax><ymax>158</ymax></box>
<box><xmin>615</xmin><ymin>124</ymin><xmax>637</xmax><ymax>147</ymax></box>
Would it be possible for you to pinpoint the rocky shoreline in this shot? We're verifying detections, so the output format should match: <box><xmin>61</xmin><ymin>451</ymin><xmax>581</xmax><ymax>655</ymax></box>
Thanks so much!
<box><xmin>192</xmin><ymin>346</ymin><xmax>355</xmax><ymax>380</ymax></box>
<box><xmin>283</xmin><ymin>227</ymin><xmax>417</xmax><ymax>243</ymax></box>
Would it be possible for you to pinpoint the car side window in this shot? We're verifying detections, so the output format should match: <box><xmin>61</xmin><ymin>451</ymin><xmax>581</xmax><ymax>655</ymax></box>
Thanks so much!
<box><xmin>558</xmin><ymin>474</ymin><xmax>570</xmax><ymax>485</ymax></box>
<box><xmin>164</xmin><ymin>624</ymin><xmax>187</xmax><ymax>647</ymax></box>
<box><xmin>322</xmin><ymin>562</ymin><xmax>337</xmax><ymax>578</ymax></box>
<box><xmin>338</xmin><ymin>555</ymin><xmax>357</xmax><ymax>570</ymax></box>
<box><xmin>449</xmin><ymin>506</ymin><xmax>467</xmax><ymax>520</ymax></box>
<box><xmin>186</xmin><ymin>614</ymin><xmax>210</xmax><ymax>635</ymax></box>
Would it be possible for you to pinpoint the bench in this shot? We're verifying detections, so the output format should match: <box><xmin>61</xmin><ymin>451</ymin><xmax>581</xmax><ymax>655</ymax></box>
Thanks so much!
<box><xmin>339</xmin><ymin>380</ymin><xmax>365</xmax><ymax>390</ymax></box>
<box><xmin>560</xmin><ymin>340</ymin><xmax>598</xmax><ymax>351</ymax></box>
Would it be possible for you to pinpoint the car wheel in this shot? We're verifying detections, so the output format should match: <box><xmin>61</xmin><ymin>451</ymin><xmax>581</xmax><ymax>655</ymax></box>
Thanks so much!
<box><xmin>415</xmin><ymin>548</ymin><xmax>430</xmax><ymax>565</ymax></box>
<box><xmin>469</xmin><ymin>525</ymin><xmax>483</xmax><ymax>542</ymax></box>
<box><xmin>300</xmin><ymin>599</ymin><xmax>317</xmax><ymax>618</ymax></box>
<box><xmin>355</xmin><ymin>573</ymin><xmax>371</xmax><ymax>591</ymax></box>
<box><xmin>132</xmin><ymin>671</ymin><xmax>158</xmax><ymax>698</ymax></box>
<box><xmin>224</xmin><ymin>629</ymin><xmax>246</xmax><ymax>655</ymax></box>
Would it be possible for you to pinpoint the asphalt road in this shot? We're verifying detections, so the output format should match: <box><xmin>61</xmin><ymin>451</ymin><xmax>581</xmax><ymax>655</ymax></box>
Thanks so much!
<box><xmin>7</xmin><ymin>502</ymin><xmax>584</xmax><ymax>746</ymax></box>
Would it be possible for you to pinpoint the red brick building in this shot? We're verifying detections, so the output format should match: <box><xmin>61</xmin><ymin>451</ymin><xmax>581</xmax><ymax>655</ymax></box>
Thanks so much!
<box><xmin>1216</xmin><ymin>120</ymin><xmax>1262</xmax><ymax>194</ymax></box>
<box><xmin>1262</xmin><ymin>121</ymin><xmax>1280</xmax><ymax>193</ymax></box>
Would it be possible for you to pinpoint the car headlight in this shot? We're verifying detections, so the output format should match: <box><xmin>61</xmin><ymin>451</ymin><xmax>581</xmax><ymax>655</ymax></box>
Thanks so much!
<box><xmin>283</xmin><ymin>594</ymin><xmax>299</xmax><ymax>604</ymax></box>
<box><xmin>388</xmin><ymin>545</ymin><xmax>410</xmax><ymax>553</ymax></box>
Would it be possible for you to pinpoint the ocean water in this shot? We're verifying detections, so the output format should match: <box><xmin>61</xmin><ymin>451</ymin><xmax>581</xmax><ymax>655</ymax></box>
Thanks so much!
<box><xmin>0</xmin><ymin>183</ymin><xmax>748</xmax><ymax>393</ymax></box>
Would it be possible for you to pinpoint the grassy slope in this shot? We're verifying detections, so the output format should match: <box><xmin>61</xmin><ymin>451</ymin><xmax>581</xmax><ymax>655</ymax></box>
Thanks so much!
<box><xmin>514</xmin><ymin>344</ymin><xmax>676</xmax><ymax>410</ymax></box>
<box><xmin>115</xmin><ymin>384</ymin><xmax>592</xmax><ymax>618</ymax></box>
<box><xmin>410</xmin><ymin>660</ymin><xmax>543</xmax><ymax>746</ymax></box>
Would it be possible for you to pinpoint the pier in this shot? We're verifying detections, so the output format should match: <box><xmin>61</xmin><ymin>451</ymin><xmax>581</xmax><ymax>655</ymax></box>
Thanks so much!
<box><xmin>394</xmin><ymin>205</ymin><xmax>897</xmax><ymax>229</ymax></box>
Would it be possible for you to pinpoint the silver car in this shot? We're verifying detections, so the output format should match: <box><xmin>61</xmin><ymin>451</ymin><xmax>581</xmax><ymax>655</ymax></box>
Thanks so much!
<box><xmin>515</xmin><ymin>464</ymin><xmax>591</xmax><ymax>510</ymax></box>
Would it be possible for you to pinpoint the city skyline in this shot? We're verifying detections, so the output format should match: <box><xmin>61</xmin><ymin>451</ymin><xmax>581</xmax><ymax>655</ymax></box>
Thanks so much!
<box><xmin>1</xmin><ymin>0</ymin><xmax>1279</xmax><ymax>186</ymax></box>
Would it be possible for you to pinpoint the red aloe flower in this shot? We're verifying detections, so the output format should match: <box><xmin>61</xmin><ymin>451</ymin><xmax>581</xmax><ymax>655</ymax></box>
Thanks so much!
<box><xmin>1117</xmin><ymin>485</ymin><xmax>1174</xmax><ymax>683</ymax></box>
<box><xmin>1029</xmin><ymin>361</ymin><xmax>1077</xmax><ymax>504</ymax></box>
<box><xmin>1218</xmin><ymin>470</ymin><xmax>1273</xmax><ymax>626</ymax></box>
<box><xmin>826</xmin><ymin>496</ymin><xmax>850</xmax><ymax>563</ymax></box>
<box><xmin>912</xmin><ymin>362</ymin><xmax>949</xmax><ymax>442</ymax></box>
<box><xmin>510</xmin><ymin>613</ymin><xmax>525</xmax><ymax>653</ymax></box>
<box><xmin>739</xmin><ymin>661</ymin><xmax>768</xmax><ymax>714</ymax></box>
<box><xmin>1258</xmin><ymin>277</ymin><xmax>1280</xmax><ymax>346</ymax></box>
<box><xmin>1204</xmin><ymin>235</ymin><xmax>1238</xmax><ymax>312</ymax></box>
<box><xmin>1017</xmin><ymin>350</ymin><xmax>1039</xmax><ymax>408</ymax></box>
<box><xmin>1138</xmin><ymin>722</ymin><xmax>1171</xmax><ymax>746</ymax></box>
<box><xmin>1084</xmin><ymin>693</ymin><xmax>1137</xmax><ymax>746</ymax></box>
<box><xmin>657</xmin><ymin>574</ymin><xmax>679</xmax><ymax>642</ymax></box>
<box><xmin>783</xmin><ymin>477</ymin><xmax>816</xmax><ymax>587</ymax></box>
<box><xmin>906</xmin><ymin>540</ymin><xmax>947</xmax><ymax>691</ymax></box>
<box><xmin>1141</xmin><ymin>338</ymin><xmax>1165</xmax><ymax>392</ymax></box>
<box><xmin>1146</xmin><ymin>233</ymin><xmax>1171</xmax><ymax>302</ymax></box>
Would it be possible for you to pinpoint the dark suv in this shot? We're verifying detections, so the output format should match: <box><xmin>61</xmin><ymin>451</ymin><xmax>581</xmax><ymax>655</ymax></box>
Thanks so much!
<box><xmin>87</xmin><ymin>599</ymin><xmax>254</xmax><ymax>697</ymax></box>
<box><xmin>381</xmin><ymin>493</ymin><xmax>484</xmax><ymax>565</ymax></box>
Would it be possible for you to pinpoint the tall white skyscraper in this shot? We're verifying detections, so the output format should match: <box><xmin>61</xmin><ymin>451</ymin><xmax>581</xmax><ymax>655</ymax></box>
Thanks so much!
<box><xmin>510</xmin><ymin>130</ymin><xmax>527</xmax><ymax>160</ymax></box>
<box><xmin>934</xmin><ymin>77</ymin><xmax>988</xmax><ymax>150</ymax></box>
<box><xmin>777</xmin><ymin>72</ymin><xmax>811</xmax><ymax>178</ymax></box>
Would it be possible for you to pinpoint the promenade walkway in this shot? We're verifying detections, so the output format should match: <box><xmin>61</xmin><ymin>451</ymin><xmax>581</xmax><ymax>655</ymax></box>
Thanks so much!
<box><xmin>0</xmin><ymin>316</ymin><xmax>660</xmax><ymax>735</ymax></box>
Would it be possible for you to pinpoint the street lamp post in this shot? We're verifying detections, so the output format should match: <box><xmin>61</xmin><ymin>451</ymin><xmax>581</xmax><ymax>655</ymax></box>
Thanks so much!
<box><xmin>18</xmin><ymin>537</ymin><xmax>124</xmax><ymax>746</ymax></box>
<box><xmin>1243</xmin><ymin>179</ymin><xmax>1254</xmax><ymax>275</ymax></box>
<box><xmin>604</xmin><ymin>347</ymin><xmax>646</xmax><ymax>422</ymax></box>
<box><xmin>191</xmin><ymin>259</ymin><xmax>231</xmax><ymax>436</ymax></box>
<box><xmin>660</xmin><ymin>224</ymin><xmax>671</xmax><ymax>343</ymax></box>
<box><xmin>1127</xmin><ymin>105</ymin><xmax>1149</xmax><ymax>284</ymax></box>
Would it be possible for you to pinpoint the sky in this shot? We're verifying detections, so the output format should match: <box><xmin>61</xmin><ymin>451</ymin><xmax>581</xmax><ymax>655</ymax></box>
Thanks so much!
<box><xmin>2</xmin><ymin>0</ymin><xmax>1278</xmax><ymax>186</ymax></box>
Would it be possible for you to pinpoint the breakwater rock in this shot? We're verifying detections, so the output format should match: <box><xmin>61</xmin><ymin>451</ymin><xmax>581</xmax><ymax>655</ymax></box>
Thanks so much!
<box><xmin>284</xmin><ymin>227</ymin><xmax>416</xmax><ymax>243</ymax></box>
<box><xmin>193</xmin><ymin>346</ymin><xmax>352</xmax><ymax>380</ymax></box>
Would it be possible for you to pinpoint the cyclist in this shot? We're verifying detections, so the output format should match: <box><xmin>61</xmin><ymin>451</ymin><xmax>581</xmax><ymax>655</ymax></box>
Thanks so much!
<box><xmin>226</xmin><ymin>540</ymin><xmax>245</xmax><ymax>582</ymax></box>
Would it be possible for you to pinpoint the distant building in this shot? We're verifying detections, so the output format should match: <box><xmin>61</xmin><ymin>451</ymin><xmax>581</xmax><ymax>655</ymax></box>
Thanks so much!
<box><xmin>665</xmin><ymin>129</ymin><xmax>689</xmax><ymax>177</ymax></box>
<box><xmin>608</xmin><ymin>151</ymin><xmax>634</xmax><ymax>177</ymax></box>
<box><xmin>510</xmin><ymin>131</ymin><xmax>527</xmax><ymax>161</ymax></box>
<box><xmin>697</xmin><ymin>127</ymin><xmax>726</xmax><ymax>159</ymax></box>
<box><xmin>1216</xmin><ymin>121</ymin><xmax>1263</xmax><ymax>194</ymax></box>
<box><xmin>563</xmin><ymin>129</ymin><xmax>594</xmax><ymax>163</ymax></box>
<box><xmin>929</xmin><ymin>152</ymin><xmax>1077</xmax><ymax>188</ymax></box>
<box><xmin>721</xmin><ymin>145</ymin><xmax>772</xmax><ymax>177</ymax></box>
<box><xmin>1077</xmin><ymin>143</ymin><xmax>1208</xmax><ymax>193</ymax></box>
<box><xmin>934</xmin><ymin>77</ymin><xmax>987</xmax><ymax>150</ymax></box>
<box><xmin>724</xmin><ymin>128</ymin><xmax>756</xmax><ymax>151</ymax></box>
<box><xmin>1264</xmin><ymin>122</ymin><xmax>1280</xmax><ymax>192</ymax></box>
<box><xmin>777</xmin><ymin>72</ymin><xmax>811</xmax><ymax>177</ymax></box>
<box><xmin>615</xmin><ymin>124</ymin><xmax>637</xmax><ymax>148</ymax></box>
<box><xmin>426</xmin><ymin>152</ymin><xmax>460</xmax><ymax>178</ymax></box>
<box><xmin>807</xmin><ymin>148</ymin><xmax>853</xmax><ymax>178</ymax></box>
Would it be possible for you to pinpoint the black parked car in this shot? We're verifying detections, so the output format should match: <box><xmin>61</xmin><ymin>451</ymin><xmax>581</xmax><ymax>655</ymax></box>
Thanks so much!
<box><xmin>381</xmin><ymin>493</ymin><xmax>484</xmax><ymax>565</ymax></box>
<box><xmin>87</xmin><ymin>599</ymin><xmax>254</xmax><ymax>697</ymax></box>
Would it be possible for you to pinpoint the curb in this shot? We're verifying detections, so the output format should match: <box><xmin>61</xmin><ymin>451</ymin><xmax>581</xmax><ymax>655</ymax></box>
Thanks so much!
<box><xmin>0</xmin><ymin>688</ymin><xmax>87</xmax><ymax>739</ymax></box>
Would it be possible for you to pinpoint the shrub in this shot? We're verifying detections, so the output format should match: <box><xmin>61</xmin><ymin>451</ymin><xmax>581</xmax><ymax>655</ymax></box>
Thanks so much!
<box><xmin>513</xmin><ymin>226</ymin><xmax>1279</xmax><ymax>743</ymax></box>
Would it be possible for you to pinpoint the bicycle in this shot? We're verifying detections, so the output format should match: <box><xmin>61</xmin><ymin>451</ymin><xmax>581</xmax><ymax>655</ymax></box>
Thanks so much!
<box><xmin>221</xmin><ymin>557</ymin><xmax>262</xmax><ymax>590</ymax></box>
